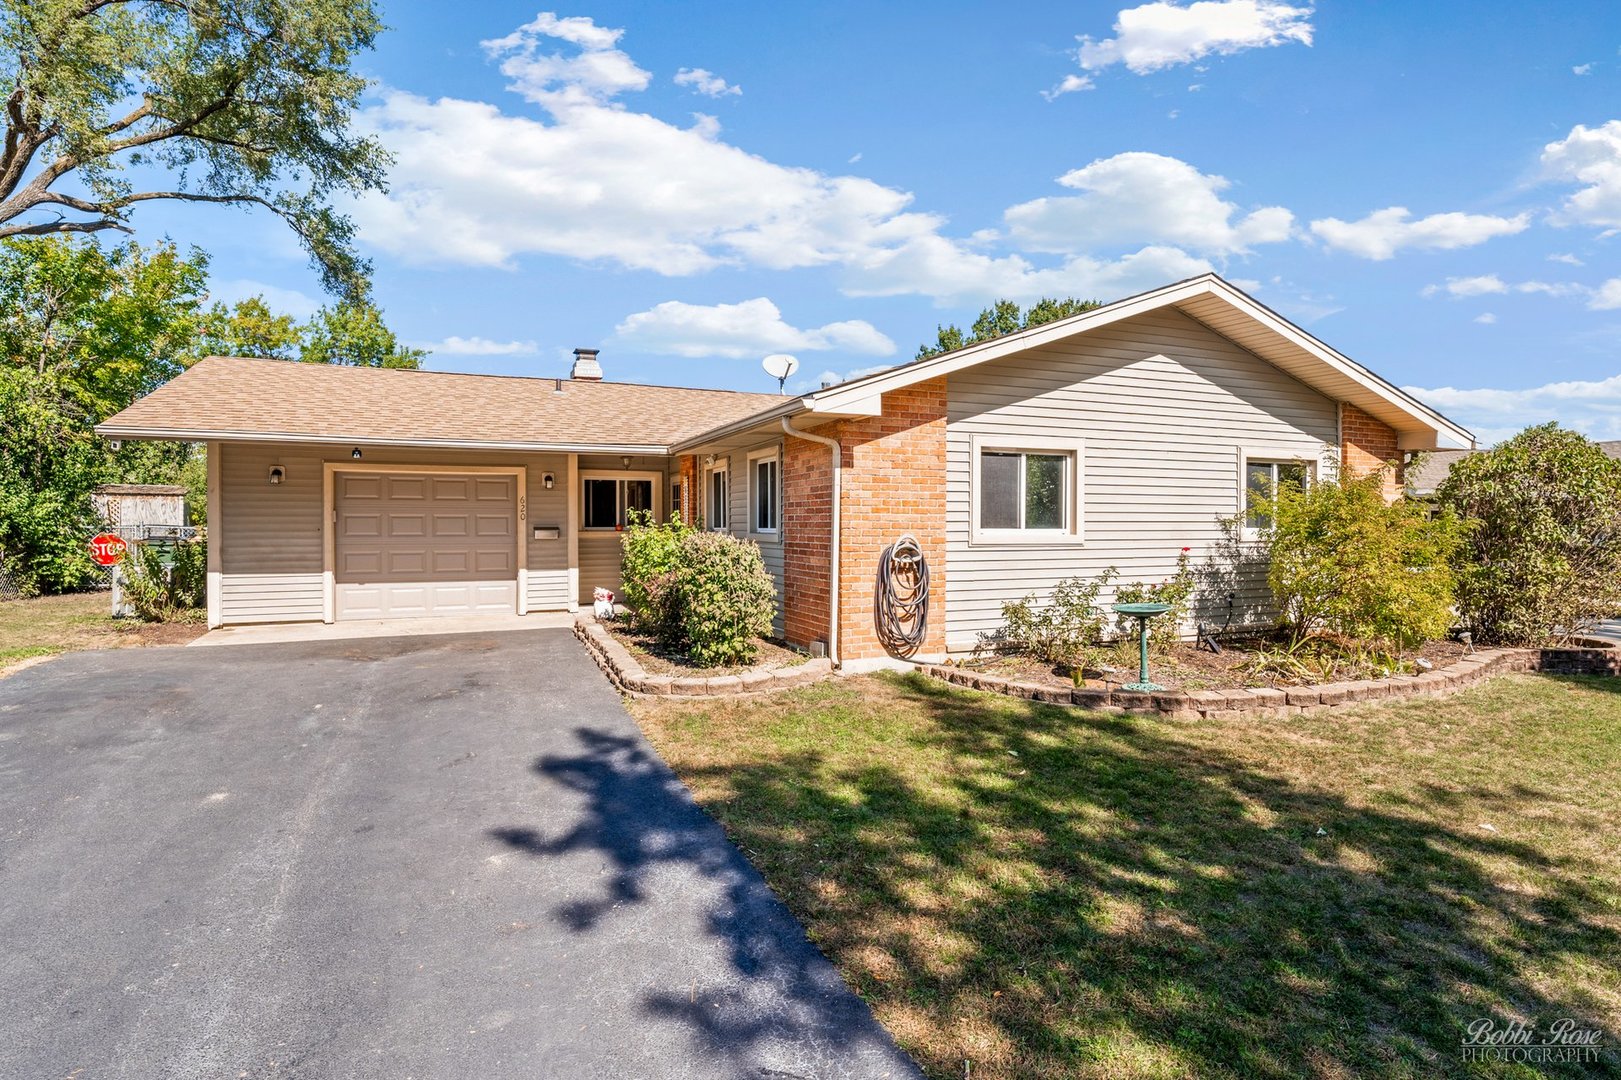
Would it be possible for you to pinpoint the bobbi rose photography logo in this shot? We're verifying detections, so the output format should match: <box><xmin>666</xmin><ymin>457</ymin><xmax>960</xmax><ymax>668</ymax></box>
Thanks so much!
<box><xmin>1461</xmin><ymin>1017</ymin><xmax>1607</xmax><ymax>1065</ymax></box>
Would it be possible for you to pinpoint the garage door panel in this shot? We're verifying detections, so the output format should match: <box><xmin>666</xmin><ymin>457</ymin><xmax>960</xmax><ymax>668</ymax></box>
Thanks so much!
<box><xmin>335</xmin><ymin>471</ymin><xmax>517</xmax><ymax>620</ymax></box>
<box><xmin>433</xmin><ymin>514</ymin><xmax>469</xmax><ymax>537</ymax></box>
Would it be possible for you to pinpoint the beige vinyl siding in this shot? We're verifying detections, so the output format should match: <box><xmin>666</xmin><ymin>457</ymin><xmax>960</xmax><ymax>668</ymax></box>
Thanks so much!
<box><xmin>945</xmin><ymin>308</ymin><xmax>1337</xmax><ymax>652</ymax></box>
<box><xmin>726</xmin><ymin>442</ymin><xmax>786</xmax><ymax>636</ymax></box>
<box><xmin>218</xmin><ymin>441</ymin><xmax>571</xmax><ymax>623</ymax></box>
<box><xmin>575</xmin><ymin>454</ymin><xmax>670</xmax><ymax>605</ymax></box>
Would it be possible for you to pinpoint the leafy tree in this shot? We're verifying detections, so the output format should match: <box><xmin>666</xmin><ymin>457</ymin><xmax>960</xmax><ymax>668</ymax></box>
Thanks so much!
<box><xmin>1437</xmin><ymin>423</ymin><xmax>1621</xmax><ymax>645</ymax></box>
<box><xmin>195</xmin><ymin>297</ymin><xmax>302</xmax><ymax>361</ymax></box>
<box><xmin>917</xmin><ymin>296</ymin><xmax>1104</xmax><ymax>360</ymax></box>
<box><xmin>0</xmin><ymin>0</ymin><xmax>389</xmax><ymax>298</ymax></box>
<box><xmin>300</xmin><ymin>300</ymin><xmax>424</xmax><ymax>368</ymax></box>
<box><xmin>0</xmin><ymin>235</ymin><xmax>422</xmax><ymax>592</ymax></box>
<box><xmin>1255</xmin><ymin>467</ymin><xmax>1461</xmax><ymax>649</ymax></box>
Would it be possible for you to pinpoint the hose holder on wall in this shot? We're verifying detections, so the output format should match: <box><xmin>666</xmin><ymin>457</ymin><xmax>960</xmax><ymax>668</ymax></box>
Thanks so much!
<box><xmin>874</xmin><ymin>534</ymin><xmax>930</xmax><ymax>658</ymax></box>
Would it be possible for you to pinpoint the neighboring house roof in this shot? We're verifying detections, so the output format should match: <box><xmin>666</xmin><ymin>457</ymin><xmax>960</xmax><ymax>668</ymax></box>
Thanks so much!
<box><xmin>96</xmin><ymin>356</ymin><xmax>784</xmax><ymax>453</ymax></box>
<box><xmin>681</xmin><ymin>273</ymin><xmax>1476</xmax><ymax>453</ymax></box>
<box><xmin>1408</xmin><ymin>439</ymin><xmax>1621</xmax><ymax>495</ymax></box>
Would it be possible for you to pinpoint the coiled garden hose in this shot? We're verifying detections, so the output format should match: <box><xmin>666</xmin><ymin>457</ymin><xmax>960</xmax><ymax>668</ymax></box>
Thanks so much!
<box><xmin>875</xmin><ymin>534</ymin><xmax>930</xmax><ymax>657</ymax></box>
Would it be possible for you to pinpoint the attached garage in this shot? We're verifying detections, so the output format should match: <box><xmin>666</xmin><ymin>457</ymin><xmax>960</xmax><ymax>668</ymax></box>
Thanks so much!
<box><xmin>333</xmin><ymin>470</ymin><xmax>520</xmax><ymax>620</ymax></box>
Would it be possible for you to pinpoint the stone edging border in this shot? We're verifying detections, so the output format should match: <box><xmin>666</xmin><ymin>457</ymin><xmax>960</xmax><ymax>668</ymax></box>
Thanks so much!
<box><xmin>574</xmin><ymin>617</ymin><xmax>833</xmax><ymax>698</ymax></box>
<box><xmin>919</xmin><ymin>644</ymin><xmax>1618</xmax><ymax>720</ymax></box>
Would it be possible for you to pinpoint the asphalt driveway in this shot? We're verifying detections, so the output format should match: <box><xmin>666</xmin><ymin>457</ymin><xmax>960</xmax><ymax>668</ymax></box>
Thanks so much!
<box><xmin>0</xmin><ymin>629</ymin><xmax>919</xmax><ymax>1080</ymax></box>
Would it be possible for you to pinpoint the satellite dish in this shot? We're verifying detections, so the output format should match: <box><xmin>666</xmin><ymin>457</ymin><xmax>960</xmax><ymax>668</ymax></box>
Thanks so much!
<box><xmin>761</xmin><ymin>353</ymin><xmax>800</xmax><ymax>394</ymax></box>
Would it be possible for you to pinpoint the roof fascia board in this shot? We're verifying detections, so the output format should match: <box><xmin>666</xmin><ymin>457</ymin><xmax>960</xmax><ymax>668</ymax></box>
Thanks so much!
<box><xmin>91</xmin><ymin>426</ymin><xmax>672</xmax><ymax>456</ymax></box>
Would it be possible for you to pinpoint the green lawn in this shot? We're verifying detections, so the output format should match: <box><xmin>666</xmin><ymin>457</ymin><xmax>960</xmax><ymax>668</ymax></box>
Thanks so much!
<box><xmin>632</xmin><ymin>672</ymin><xmax>1621</xmax><ymax>1079</ymax></box>
<box><xmin>0</xmin><ymin>592</ymin><xmax>204</xmax><ymax>672</ymax></box>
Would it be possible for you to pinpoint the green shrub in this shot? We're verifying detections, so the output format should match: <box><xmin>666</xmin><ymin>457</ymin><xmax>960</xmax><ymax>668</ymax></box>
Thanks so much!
<box><xmin>1437</xmin><ymin>423</ymin><xmax>1621</xmax><ymax>645</ymax></box>
<box><xmin>995</xmin><ymin>569</ymin><xmax>1117</xmax><ymax>667</ymax></box>
<box><xmin>655</xmin><ymin>531</ymin><xmax>777</xmax><ymax>666</ymax></box>
<box><xmin>618</xmin><ymin>509</ymin><xmax>690</xmax><ymax>628</ymax></box>
<box><xmin>1113</xmin><ymin>548</ymin><xmax>1196</xmax><ymax>652</ymax></box>
<box><xmin>121</xmin><ymin>537</ymin><xmax>207</xmax><ymax>622</ymax></box>
<box><xmin>1254</xmin><ymin>467</ymin><xmax>1460</xmax><ymax>649</ymax></box>
<box><xmin>1244</xmin><ymin>463</ymin><xmax>1465</xmax><ymax>648</ymax></box>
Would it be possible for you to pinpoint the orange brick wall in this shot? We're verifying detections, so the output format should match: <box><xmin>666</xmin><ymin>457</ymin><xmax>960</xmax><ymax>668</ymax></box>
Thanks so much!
<box><xmin>782</xmin><ymin>436</ymin><xmax>833</xmax><ymax>651</ymax></box>
<box><xmin>1340</xmin><ymin>403</ymin><xmax>1402</xmax><ymax>501</ymax></box>
<box><xmin>677</xmin><ymin>454</ymin><xmax>699</xmax><ymax>523</ymax></box>
<box><xmin>781</xmin><ymin>378</ymin><xmax>949</xmax><ymax>662</ymax></box>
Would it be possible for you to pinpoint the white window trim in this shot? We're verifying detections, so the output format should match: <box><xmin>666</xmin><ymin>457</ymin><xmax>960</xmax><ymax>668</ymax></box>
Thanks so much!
<box><xmin>704</xmin><ymin>458</ymin><xmax>730</xmax><ymax>531</ymax></box>
<box><xmin>580</xmin><ymin>470</ymin><xmax>663</xmax><ymax>531</ymax></box>
<box><xmin>747</xmin><ymin>446</ymin><xmax>781</xmax><ymax>538</ymax></box>
<box><xmin>1236</xmin><ymin>446</ymin><xmax>1318</xmax><ymax>541</ymax></box>
<box><xmin>969</xmin><ymin>434</ymin><xmax>1085</xmax><ymax>547</ymax></box>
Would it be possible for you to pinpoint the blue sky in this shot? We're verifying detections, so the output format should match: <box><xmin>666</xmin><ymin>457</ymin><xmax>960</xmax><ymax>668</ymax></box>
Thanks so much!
<box><xmin>129</xmin><ymin>1</ymin><xmax>1621</xmax><ymax>445</ymax></box>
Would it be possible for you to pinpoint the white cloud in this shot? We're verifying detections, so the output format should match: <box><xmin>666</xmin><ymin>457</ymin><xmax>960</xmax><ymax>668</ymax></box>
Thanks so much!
<box><xmin>1422</xmin><ymin>274</ymin><xmax>1507</xmax><ymax>298</ymax></box>
<box><xmin>1473</xmin><ymin>312</ymin><xmax>1497</xmax><ymax>324</ymax></box>
<box><xmin>1041</xmin><ymin>73</ymin><xmax>1095</xmax><ymax>100</ymax></box>
<box><xmin>207</xmin><ymin>279</ymin><xmax>321</xmax><ymax>320</ymax></box>
<box><xmin>356</xmin><ymin>12</ymin><xmax>1240</xmax><ymax>308</ymax></box>
<box><xmin>1309</xmin><ymin>207</ymin><xmax>1530</xmax><ymax>259</ymax></box>
<box><xmin>799</xmin><ymin>364</ymin><xmax>897</xmax><ymax>392</ymax></box>
<box><xmin>613</xmin><ymin>297</ymin><xmax>896</xmax><ymax>358</ymax></box>
<box><xmin>1074</xmin><ymin>0</ymin><xmax>1313</xmax><ymax>75</ymax></box>
<box><xmin>1574</xmin><ymin>63</ymin><xmax>1593</xmax><ymax>75</ymax></box>
<box><xmin>842</xmin><ymin>239</ymin><xmax>1214</xmax><ymax>305</ymax></box>
<box><xmin>674</xmin><ymin>67</ymin><xmax>741</xmax><ymax>97</ymax></box>
<box><xmin>481</xmin><ymin>13</ymin><xmax>650</xmax><ymax>106</ymax></box>
<box><xmin>1541</xmin><ymin>120</ymin><xmax>1621</xmax><ymax>229</ymax></box>
<box><xmin>1548</xmin><ymin>252</ymin><xmax>1584</xmax><ymax>265</ymax></box>
<box><xmin>1405</xmin><ymin>373</ymin><xmax>1621</xmax><ymax>444</ymax></box>
<box><xmin>1005</xmin><ymin>152</ymin><xmax>1293</xmax><ymax>255</ymax></box>
<box><xmin>412</xmin><ymin>335</ymin><xmax>538</xmax><ymax>355</ymax></box>
<box><xmin>1590</xmin><ymin>278</ymin><xmax>1621</xmax><ymax>310</ymax></box>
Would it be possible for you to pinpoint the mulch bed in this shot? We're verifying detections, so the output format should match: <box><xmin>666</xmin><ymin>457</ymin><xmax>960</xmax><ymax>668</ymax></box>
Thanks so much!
<box><xmin>602</xmin><ymin>620</ymin><xmax>808</xmax><ymax>678</ymax></box>
<box><xmin>968</xmin><ymin>635</ymin><xmax>1469</xmax><ymax>693</ymax></box>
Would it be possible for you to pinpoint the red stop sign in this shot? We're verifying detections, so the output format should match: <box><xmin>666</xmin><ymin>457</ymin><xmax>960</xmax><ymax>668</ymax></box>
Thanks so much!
<box><xmin>88</xmin><ymin>533</ymin><xmax>128</xmax><ymax>566</ymax></box>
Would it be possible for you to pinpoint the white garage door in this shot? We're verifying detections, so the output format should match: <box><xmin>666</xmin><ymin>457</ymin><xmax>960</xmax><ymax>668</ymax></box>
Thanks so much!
<box><xmin>335</xmin><ymin>472</ymin><xmax>518</xmax><ymax>620</ymax></box>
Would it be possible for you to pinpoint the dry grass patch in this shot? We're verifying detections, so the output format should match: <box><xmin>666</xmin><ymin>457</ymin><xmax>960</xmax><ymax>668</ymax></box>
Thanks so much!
<box><xmin>0</xmin><ymin>592</ymin><xmax>204</xmax><ymax>675</ymax></box>
<box><xmin>631</xmin><ymin>672</ymin><xmax>1621</xmax><ymax>1079</ymax></box>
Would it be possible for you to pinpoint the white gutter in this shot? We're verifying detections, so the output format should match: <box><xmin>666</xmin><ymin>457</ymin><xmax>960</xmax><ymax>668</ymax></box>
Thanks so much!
<box><xmin>783</xmin><ymin>416</ymin><xmax>841</xmax><ymax>667</ymax></box>
<box><xmin>90</xmin><ymin>427</ymin><xmax>670</xmax><ymax>456</ymax></box>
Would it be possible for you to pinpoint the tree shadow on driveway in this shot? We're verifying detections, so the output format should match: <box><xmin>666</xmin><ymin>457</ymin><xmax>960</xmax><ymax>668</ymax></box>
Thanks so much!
<box><xmin>488</xmin><ymin>727</ymin><xmax>922</xmax><ymax>1080</ymax></box>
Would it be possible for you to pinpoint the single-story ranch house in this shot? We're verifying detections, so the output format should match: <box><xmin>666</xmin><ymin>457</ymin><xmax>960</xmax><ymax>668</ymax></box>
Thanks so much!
<box><xmin>98</xmin><ymin>274</ymin><xmax>1474</xmax><ymax>669</ymax></box>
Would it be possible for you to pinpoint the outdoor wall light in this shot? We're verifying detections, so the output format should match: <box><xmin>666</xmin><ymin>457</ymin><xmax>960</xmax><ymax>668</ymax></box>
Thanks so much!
<box><xmin>268</xmin><ymin>465</ymin><xmax>285</xmax><ymax>485</ymax></box>
<box><xmin>621</xmin><ymin>455</ymin><xmax>632</xmax><ymax>469</ymax></box>
<box><xmin>351</xmin><ymin>447</ymin><xmax>363</xmax><ymax>460</ymax></box>
<box><xmin>542</xmin><ymin>472</ymin><xmax>556</xmax><ymax>490</ymax></box>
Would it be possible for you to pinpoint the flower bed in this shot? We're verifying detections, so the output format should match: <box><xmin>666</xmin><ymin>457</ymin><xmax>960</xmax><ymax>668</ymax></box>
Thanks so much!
<box><xmin>574</xmin><ymin>617</ymin><xmax>832</xmax><ymax>698</ymax></box>
<box><xmin>921</xmin><ymin>642</ymin><xmax>1618</xmax><ymax>720</ymax></box>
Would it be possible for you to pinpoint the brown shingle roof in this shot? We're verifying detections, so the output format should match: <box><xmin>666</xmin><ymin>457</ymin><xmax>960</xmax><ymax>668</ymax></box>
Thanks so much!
<box><xmin>96</xmin><ymin>356</ymin><xmax>784</xmax><ymax>451</ymax></box>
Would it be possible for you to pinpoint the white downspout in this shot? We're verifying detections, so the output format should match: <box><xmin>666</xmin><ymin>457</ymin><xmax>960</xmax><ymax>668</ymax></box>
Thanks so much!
<box><xmin>783</xmin><ymin>416</ymin><xmax>841</xmax><ymax>666</ymax></box>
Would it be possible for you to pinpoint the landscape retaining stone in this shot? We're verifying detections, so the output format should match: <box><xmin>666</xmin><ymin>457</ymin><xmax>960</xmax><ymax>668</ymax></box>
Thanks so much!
<box><xmin>573</xmin><ymin>617</ymin><xmax>834</xmax><ymax>699</ymax></box>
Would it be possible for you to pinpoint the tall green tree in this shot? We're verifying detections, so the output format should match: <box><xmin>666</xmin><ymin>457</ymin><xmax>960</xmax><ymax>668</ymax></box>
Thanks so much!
<box><xmin>0</xmin><ymin>0</ymin><xmax>390</xmax><ymax>298</ymax></box>
<box><xmin>300</xmin><ymin>300</ymin><xmax>425</xmax><ymax>368</ymax></box>
<box><xmin>195</xmin><ymin>296</ymin><xmax>302</xmax><ymax>361</ymax></box>
<box><xmin>916</xmin><ymin>296</ymin><xmax>1104</xmax><ymax>360</ymax></box>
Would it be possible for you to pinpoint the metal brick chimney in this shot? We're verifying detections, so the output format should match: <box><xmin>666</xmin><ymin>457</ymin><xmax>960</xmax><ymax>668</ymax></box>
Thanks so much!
<box><xmin>571</xmin><ymin>348</ymin><xmax>603</xmax><ymax>381</ymax></box>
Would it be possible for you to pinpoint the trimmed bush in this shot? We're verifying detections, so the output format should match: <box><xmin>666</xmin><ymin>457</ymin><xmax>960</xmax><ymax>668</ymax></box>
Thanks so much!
<box><xmin>1438</xmin><ymin>423</ymin><xmax>1621</xmax><ymax>645</ymax></box>
<box><xmin>660</xmin><ymin>532</ymin><xmax>776</xmax><ymax>666</ymax></box>
<box><xmin>619</xmin><ymin>516</ymin><xmax>777</xmax><ymax>666</ymax></box>
<box><xmin>1114</xmin><ymin>548</ymin><xmax>1196</xmax><ymax>652</ymax></box>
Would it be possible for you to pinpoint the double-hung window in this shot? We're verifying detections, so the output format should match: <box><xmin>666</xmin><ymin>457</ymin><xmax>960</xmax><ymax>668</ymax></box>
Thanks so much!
<box><xmin>1242</xmin><ymin>455</ymin><xmax>1312</xmax><ymax>535</ymax></box>
<box><xmin>970</xmin><ymin>436</ymin><xmax>1083</xmax><ymax>544</ymax></box>
<box><xmin>706</xmin><ymin>463</ymin><xmax>729</xmax><ymax>530</ymax></box>
<box><xmin>749</xmin><ymin>449</ymin><xmax>780</xmax><ymax>535</ymax></box>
